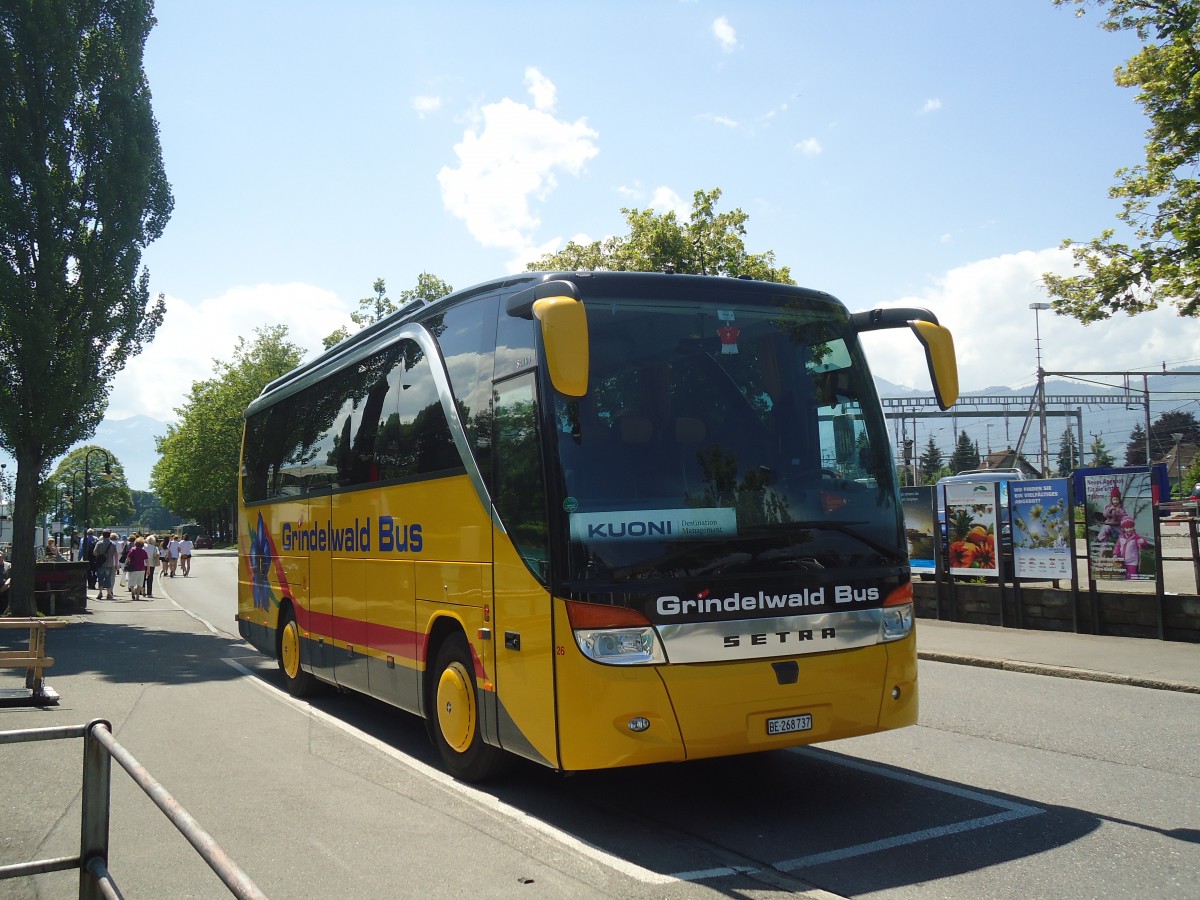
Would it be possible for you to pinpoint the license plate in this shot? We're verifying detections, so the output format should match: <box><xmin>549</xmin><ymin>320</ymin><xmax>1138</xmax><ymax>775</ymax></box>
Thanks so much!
<box><xmin>767</xmin><ymin>714</ymin><xmax>812</xmax><ymax>735</ymax></box>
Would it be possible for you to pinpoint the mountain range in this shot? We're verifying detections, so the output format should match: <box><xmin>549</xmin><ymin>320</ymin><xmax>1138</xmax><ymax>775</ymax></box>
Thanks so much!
<box><xmin>2</xmin><ymin>369</ymin><xmax>1197</xmax><ymax>498</ymax></box>
<box><xmin>0</xmin><ymin>415</ymin><xmax>168</xmax><ymax>494</ymax></box>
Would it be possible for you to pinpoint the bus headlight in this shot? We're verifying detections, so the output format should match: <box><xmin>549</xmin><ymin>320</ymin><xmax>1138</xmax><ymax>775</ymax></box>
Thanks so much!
<box><xmin>880</xmin><ymin>603</ymin><xmax>914</xmax><ymax>641</ymax></box>
<box><xmin>574</xmin><ymin>627</ymin><xmax>666</xmax><ymax>665</ymax></box>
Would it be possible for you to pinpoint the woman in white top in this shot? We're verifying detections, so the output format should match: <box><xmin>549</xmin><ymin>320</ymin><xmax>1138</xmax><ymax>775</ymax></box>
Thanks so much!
<box><xmin>178</xmin><ymin>535</ymin><xmax>194</xmax><ymax>576</ymax></box>
<box><xmin>167</xmin><ymin>536</ymin><xmax>180</xmax><ymax>577</ymax></box>
<box><xmin>144</xmin><ymin>535</ymin><xmax>160</xmax><ymax>598</ymax></box>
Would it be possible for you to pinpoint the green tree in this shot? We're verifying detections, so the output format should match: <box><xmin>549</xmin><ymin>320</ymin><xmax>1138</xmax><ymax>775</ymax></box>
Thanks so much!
<box><xmin>0</xmin><ymin>2</ymin><xmax>172</xmax><ymax>614</ymax></box>
<box><xmin>1089</xmin><ymin>433</ymin><xmax>1116</xmax><ymax>467</ymax></box>
<box><xmin>44</xmin><ymin>447</ymin><xmax>134</xmax><ymax>533</ymax></box>
<box><xmin>1057</xmin><ymin>428</ymin><xmax>1079</xmax><ymax>476</ymax></box>
<box><xmin>152</xmin><ymin>326</ymin><xmax>303</xmax><ymax>540</ymax></box>
<box><xmin>918</xmin><ymin>434</ymin><xmax>945</xmax><ymax>483</ymax></box>
<box><xmin>1148</xmin><ymin>410</ymin><xmax>1199</xmax><ymax>460</ymax></box>
<box><xmin>947</xmin><ymin>430</ymin><xmax>981</xmax><ymax>474</ymax></box>
<box><xmin>130</xmin><ymin>489</ymin><xmax>173</xmax><ymax>532</ymax></box>
<box><xmin>323</xmin><ymin>274</ymin><xmax>453</xmax><ymax>349</ymax></box>
<box><xmin>1125</xmin><ymin>422</ymin><xmax>1147</xmax><ymax>466</ymax></box>
<box><xmin>528</xmin><ymin>188</ymin><xmax>795</xmax><ymax>282</ymax></box>
<box><xmin>1043</xmin><ymin>0</ymin><xmax>1200</xmax><ymax>321</ymax></box>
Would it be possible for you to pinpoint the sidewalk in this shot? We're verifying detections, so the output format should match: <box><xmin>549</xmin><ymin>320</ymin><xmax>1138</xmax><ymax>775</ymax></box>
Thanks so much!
<box><xmin>917</xmin><ymin>617</ymin><xmax>1200</xmax><ymax>693</ymax></box>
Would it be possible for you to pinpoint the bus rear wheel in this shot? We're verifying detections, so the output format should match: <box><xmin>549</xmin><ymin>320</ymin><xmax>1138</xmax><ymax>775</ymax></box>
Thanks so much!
<box><xmin>429</xmin><ymin>634</ymin><xmax>505</xmax><ymax>781</ymax></box>
<box><xmin>278</xmin><ymin>607</ymin><xmax>316</xmax><ymax>698</ymax></box>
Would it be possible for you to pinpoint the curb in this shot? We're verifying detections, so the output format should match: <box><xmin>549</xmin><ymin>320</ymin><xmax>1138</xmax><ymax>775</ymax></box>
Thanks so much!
<box><xmin>918</xmin><ymin>651</ymin><xmax>1200</xmax><ymax>695</ymax></box>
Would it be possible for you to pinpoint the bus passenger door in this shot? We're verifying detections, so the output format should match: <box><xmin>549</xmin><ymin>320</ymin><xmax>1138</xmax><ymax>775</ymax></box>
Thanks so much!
<box><xmin>330</xmin><ymin>492</ymin><xmax>370</xmax><ymax>694</ymax></box>
<box><xmin>489</xmin><ymin>374</ymin><xmax>560</xmax><ymax>768</ymax></box>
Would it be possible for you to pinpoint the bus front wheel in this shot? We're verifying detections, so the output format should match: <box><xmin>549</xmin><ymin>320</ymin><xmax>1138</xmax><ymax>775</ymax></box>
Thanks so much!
<box><xmin>429</xmin><ymin>634</ymin><xmax>505</xmax><ymax>781</ymax></box>
<box><xmin>278</xmin><ymin>606</ymin><xmax>316</xmax><ymax>698</ymax></box>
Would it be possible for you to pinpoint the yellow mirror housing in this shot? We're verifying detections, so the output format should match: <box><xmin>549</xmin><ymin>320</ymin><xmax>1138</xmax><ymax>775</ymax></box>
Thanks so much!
<box><xmin>909</xmin><ymin>320</ymin><xmax>958</xmax><ymax>410</ymax></box>
<box><xmin>533</xmin><ymin>295</ymin><xmax>589</xmax><ymax>397</ymax></box>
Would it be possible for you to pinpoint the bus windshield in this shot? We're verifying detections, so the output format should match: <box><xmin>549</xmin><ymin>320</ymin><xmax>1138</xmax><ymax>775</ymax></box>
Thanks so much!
<box><xmin>551</xmin><ymin>291</ymin><xmax>902</xmax><ymax>588</ymax></box>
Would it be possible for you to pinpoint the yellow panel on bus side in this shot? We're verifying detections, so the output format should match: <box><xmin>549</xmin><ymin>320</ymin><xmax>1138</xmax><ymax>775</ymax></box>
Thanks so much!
<box><xmin>490</xmin><ymin>528</ymin><xmax>559</xmax><ymax>768</ymax></box>
<box><xmin>551</xmin><ymin>598</ymin><xmax>686</xmax><ymax>771</ymax></box>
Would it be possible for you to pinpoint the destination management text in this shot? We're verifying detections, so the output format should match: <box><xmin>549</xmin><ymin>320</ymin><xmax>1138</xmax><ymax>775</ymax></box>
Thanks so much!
<box><xmin>280</xmin><ymin>516</ymin><xmax>423</xmax><ymax>553</ymax></box>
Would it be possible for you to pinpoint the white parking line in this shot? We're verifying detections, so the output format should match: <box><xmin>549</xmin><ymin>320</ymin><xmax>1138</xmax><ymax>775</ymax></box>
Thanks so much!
<box><xmin>772</xmin><ymin>750</ymin><xmax>1044</xmax><ymax>871</ymax></box>
<box><xmin>669</xmin><ymin>750</ymin><xmax>1043</xmax><ymax>882</ymax></box>
<box><xmin>222</xmin><ymin>657</ymin><xmax>1043</xmax><ymax>887</ymax></box>
<box><xmin>221</xmin><ymin>658</ymin><xmax>677</xmax><ymax>886</ymax></box>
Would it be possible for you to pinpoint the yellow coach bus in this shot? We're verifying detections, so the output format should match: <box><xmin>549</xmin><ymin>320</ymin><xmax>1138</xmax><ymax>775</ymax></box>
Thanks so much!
<box><xmin>237</xmin><ymin>272</ymin><xmax>957</xmax><ymax>780</ymax></box>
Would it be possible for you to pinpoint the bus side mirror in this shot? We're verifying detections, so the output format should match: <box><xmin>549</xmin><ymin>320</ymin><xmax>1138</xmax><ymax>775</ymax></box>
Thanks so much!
<box><xmin>533</xmin><ymin>296</ymin><xmax>589</xmax><ymax>397</ymax></box>
<box><xmin>849</xmin><ymin>308</ymin><xmax>958</xmax><ymax>411</ymax></box>
<box><xmin>908</xmin><ymin>320</ymin><xmax>958</xmax><ymax>411</ymax></box>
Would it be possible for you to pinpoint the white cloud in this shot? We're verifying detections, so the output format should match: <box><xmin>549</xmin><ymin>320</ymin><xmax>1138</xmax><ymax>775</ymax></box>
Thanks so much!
<box><xmin>438</xmin><ymin>73</ymin><xmax>599</xmax><ymax>271</ymax></box>
<box><xmin>412</xmin><ymin>95</ymin><xmax>442</xmax><ymax>117</ymax></box>
<box><xmin>859</xmin><ymin>248</ymin><xmax>1200</xmax><ymax>394</ymax></box>
<box><xmin>650</xmin><ymin>186</ymin><xmax>691</xmax><ymax>220</ymax></box>
<box><xmin>700</xmin><ymin>113</ymin><xmax>739</xmax><ymax>128</ymax></box>
<box><xmin>796</xmin><ymin>137</ymin><xmax>823</xmax><ymax>156</ymax></box>
<box><xmin>106</xmin><ymin>284</ymin><xmax>351</xmax><ymax>422</ymax></box>
<box><xmin>712</xmin><ymin>16</ymin><xmax>738</xmax><ymax>52</ymax></box>
<box><xmin>524</xmin><ymin>67</ymin><xmax>556</xmax><ymax>112</ymax></box>
<box><xmin>920</xmin><ymin>98</ymin><xmax>943</xmax><ymax>115</ymax></box>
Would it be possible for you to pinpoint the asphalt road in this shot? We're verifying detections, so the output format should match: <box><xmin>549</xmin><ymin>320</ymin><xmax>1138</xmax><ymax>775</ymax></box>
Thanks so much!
<box><xmin>40</xmin><ymin>549</ymin><xmax>1198</xmax><ymax>899</ymax></box>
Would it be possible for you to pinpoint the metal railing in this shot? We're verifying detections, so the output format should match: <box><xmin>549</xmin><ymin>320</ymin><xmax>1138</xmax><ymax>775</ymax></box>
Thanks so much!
<box><xmin>0</xmin><ymin>719</ymin><xmax>267</xmax><ymax>899</ymax></box>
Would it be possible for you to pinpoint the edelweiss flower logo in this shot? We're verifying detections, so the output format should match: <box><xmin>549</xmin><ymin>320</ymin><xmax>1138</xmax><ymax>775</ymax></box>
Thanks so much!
<box><xmin>249</xmin><ymin>512</ymin><xmax>278</xmax><ymax>612</ymax></box>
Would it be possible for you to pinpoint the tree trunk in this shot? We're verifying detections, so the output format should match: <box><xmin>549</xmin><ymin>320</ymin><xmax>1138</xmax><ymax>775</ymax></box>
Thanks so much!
<box><xmin>6</xmin><ymin>450</ymin><xmax>45</xmax><ymax>617</ymax></box>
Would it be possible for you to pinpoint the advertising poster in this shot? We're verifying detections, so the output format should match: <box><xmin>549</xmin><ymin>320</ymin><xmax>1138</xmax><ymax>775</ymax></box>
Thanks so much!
<box><xmin>944</xmin><ymin>481</ymin><xmax>999</xmax><ymax>576</ymax></box>
<box><xmin>1082</xmin><ymin>470</ymin><xmax>1157</xmax><ymax>581</ymax></box>
<box><xmin>1010</xmin><ymin>479</ymin><xmax>1072</xmax><ymax>579</ymax></box>
<box><xmin>899</xmin><ymin>485</ymin><xmax>937</xmax><ymax>574</ymax></box>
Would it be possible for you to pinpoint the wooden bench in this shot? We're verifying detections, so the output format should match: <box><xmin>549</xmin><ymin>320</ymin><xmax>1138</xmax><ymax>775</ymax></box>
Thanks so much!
<box><xmin>0</xmin><ymin>618</ymin><xmax>66</xmax><ymax>704</ymax></box>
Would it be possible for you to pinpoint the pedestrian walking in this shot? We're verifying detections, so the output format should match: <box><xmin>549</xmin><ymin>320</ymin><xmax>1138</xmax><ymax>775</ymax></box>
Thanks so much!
<box><xmin>80</xmin><ymin>528</ymin><xmax>98</xmax><ymax>590</ymax></box>
<box><xmin>0</xmin><ymin>550</ymin><xmax>11</xmax><ymax>611</ymax></box>
<box><xmin>144</xmin><ymin>534</ymin><xmax>160</xmax><ymax>598</ymax></box>
<box><xmin>92</xmin><ymin>531</ymin><xmax>117</xmax><ymax>600</ymax></box>
<box><xmin>125</xmin><ymin>537</ymin><xmax>149</xmax><ymax>600</ymax></box>
<box><xmin>167</xmin><ymin>534</ymin><xmax>180</xmax><ymax>577</ymax></box>
<box><xmin>179</xmin><ymin>534</ymin><xmax>194</xmax><ymax>576</ymax></box>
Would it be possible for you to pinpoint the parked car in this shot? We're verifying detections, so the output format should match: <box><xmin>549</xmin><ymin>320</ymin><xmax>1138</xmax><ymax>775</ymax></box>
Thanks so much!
<box><xmin>192</xmin><ymin>534</ymin><xmax>213</xmax><ymax>549</ymax></box>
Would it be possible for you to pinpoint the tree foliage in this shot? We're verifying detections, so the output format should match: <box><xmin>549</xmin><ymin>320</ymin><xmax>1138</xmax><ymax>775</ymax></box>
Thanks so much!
<box><xmin>152</xmin><ymin>326</ymin><xmax>302</xmax><ymax>539</ymax></box>
<box><xmin>1057</xmin><ymin>428</ymin><xmax>1080</xmax><ymax>475</ymax></box>
<box><xmin>1043</xmin><ymin>0</ymin><xmax>1200</xmax><ymax>321</ymax></box>
<box><xmin>527</xmin><ymin>188</ymin><xmax>795</xmax><ymax>282</ymax></box>
<box><xmin>0</xmin><ymin>1</ymin><xmax>171</xmax><ymax>614</ymax></box>
<box><xmin>918</xmin><ymin>434</ymin><xmax>947</xmax><ymax>483</ymax></box>
<box><xmin>1125</xmin><ymin>421</ymin><xmax>1148</xmax><ymax>465</ymax></box>
<box><xmin>43</xmin><ymin>446</ymin><xmax>134</xmax><ymax>533</ymax></box>
<box><xmin>1089</xmin><ymin>433</ymin><xmax>1116</xmax><ymax>466</ymax></box>
<box><xmin>323</xmin><ymin>274</ymin><xmax>453</xmax><ymax>349</ymax></box>
<box><xmin>947</xmin><ymin>429</ymin><xmax>981</xmax><ymax>474</ymax></box>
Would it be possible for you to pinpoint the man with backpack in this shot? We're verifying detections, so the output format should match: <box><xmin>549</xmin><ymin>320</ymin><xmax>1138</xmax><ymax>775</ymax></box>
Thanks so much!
<box><xmin>92</xmin><ymin>531</ymin><xmax>117</xmax><ymax>601</ymax></box>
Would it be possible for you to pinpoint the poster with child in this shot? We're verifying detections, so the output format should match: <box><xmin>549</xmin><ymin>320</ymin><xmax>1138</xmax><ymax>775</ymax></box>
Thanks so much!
<box><xmin>1083</xmin><ymin>471</ymin><xmax>1157</xmax><ymax>581</ymax></box>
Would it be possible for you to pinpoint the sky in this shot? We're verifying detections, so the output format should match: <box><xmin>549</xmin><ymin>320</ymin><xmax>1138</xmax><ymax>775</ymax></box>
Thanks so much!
<box><xmin>110</xmin><ymin>1</ymin><xmax>1200</xmax><ymax>434</ymax></box>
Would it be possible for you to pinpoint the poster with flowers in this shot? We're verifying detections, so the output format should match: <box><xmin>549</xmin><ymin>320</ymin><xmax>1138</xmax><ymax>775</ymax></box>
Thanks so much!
<box><xmin>1011</xmin><ymin>479</ymin><xmax>1072</xmax><ymax>579</ymax></box>
<box><xmin>1083</xmin><ymin>470</ymin><xmax>1157</xmax><ymax>581</ymax></box>
<box><xmin>944</xmin><ymin>481</ymin><xmax>1000</xmax><ymax>576</ymax></box>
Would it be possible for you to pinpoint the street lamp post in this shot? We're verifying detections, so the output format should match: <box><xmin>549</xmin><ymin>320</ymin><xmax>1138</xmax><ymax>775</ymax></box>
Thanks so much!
<box><xmin>1172</xmin><ymin>432</ymin><xmax>1184</xmax><ymax>498</ymax></box>
<box><xmin>82</xmin><ymin>447</ymin><xmax>113</xmax><ymax>534</ymax></box>
<box><xmin>1030</xmin><ymin>302</ymin><xmax>1051</xmax><ymax>476</ymax></box>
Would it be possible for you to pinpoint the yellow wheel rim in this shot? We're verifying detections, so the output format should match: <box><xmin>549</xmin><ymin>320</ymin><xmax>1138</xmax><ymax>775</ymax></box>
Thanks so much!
<box><xmin>281</xmin><ymin>619</ymin><xmax>301</xmax><ymax>680</ymax></box>
<box><xmin>436</xmin><ymin>661</ymin><xmax>476</xmax><ymax>754</ymax></box>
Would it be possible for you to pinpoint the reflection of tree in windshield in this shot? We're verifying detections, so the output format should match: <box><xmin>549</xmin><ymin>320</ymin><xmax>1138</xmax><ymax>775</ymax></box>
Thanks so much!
<box><xmin>687</xmin><ymin>444</ymin><xmax>793</xmax><ymax>526</ymax></box>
